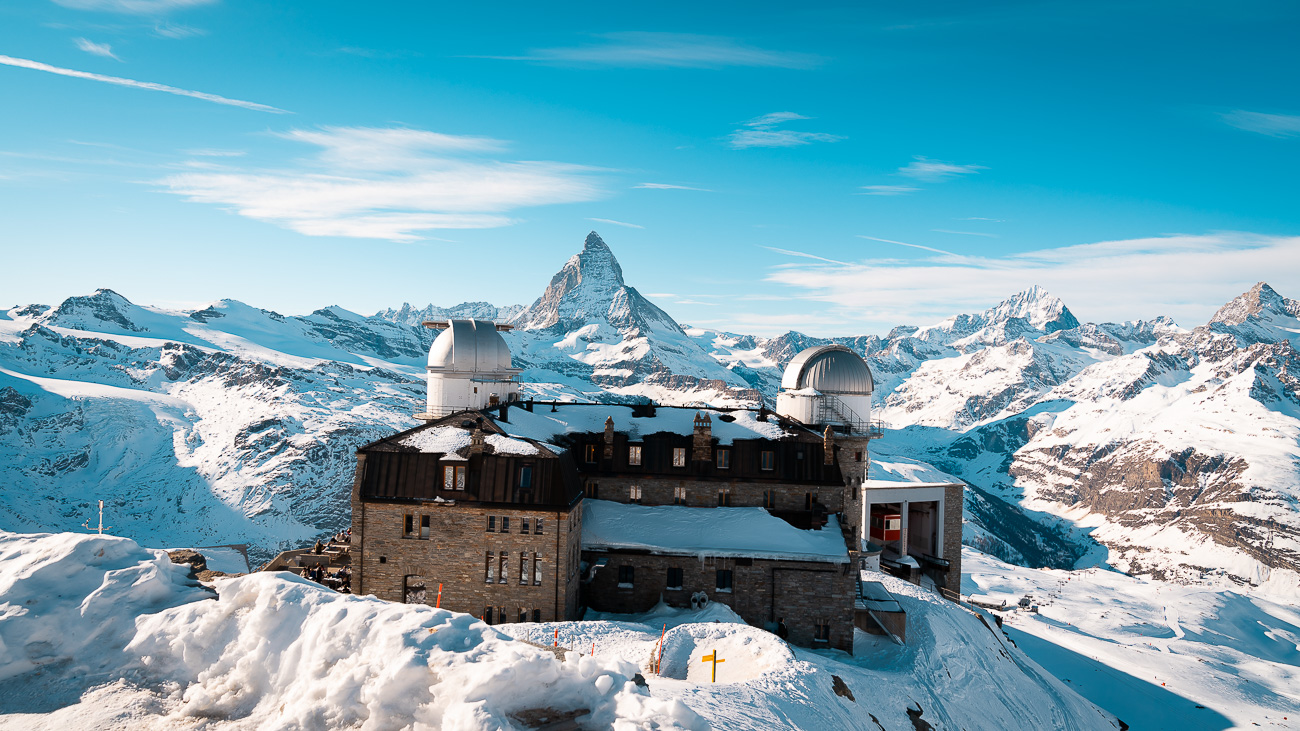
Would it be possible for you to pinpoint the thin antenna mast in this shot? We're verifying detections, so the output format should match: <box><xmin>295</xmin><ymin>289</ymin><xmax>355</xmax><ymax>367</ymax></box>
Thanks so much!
<box><xmin>81</xmin><ymin>500</ymin><xmax>111</xmax><ymax>535</ymax></box>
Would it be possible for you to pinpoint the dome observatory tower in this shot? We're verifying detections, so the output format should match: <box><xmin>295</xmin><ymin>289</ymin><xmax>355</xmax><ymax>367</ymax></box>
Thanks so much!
<box><xmin>416</xmin><ymin>320</ymin><xmax>521</xmax><ymax>420</ymax></box>
<box><xmin>775</xmin><ymin>345</ymin><xmax>875</xmax><ymax>431</ymax></box>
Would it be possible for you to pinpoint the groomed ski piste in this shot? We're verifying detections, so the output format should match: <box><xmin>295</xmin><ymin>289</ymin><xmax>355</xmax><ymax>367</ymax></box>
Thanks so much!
<box><xmin>0</xmin><ymin>530</ymin><xmax>1122</xmax><ymax>731</ymax></box>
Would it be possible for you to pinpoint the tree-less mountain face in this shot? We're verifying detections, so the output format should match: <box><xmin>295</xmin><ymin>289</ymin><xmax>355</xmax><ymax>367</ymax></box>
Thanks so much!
<box><xmin>0</xmin><ymin>233</ymin><xmax>1296</xmax><ymax>592</ymax></box>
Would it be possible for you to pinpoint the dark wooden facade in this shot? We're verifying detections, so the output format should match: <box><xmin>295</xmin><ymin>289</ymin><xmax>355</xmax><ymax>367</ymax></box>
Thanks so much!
<box><xmin>564</xmin><ymin>431</ymin><xmax>843</xmax><ymax>486</ymax></box>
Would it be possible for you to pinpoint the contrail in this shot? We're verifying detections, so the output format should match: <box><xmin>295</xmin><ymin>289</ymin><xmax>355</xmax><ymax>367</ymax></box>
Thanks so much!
<box><xmin>0</xmin><ymin>54</ymin><xmax>287</xmax><ymax>113</ymax></box>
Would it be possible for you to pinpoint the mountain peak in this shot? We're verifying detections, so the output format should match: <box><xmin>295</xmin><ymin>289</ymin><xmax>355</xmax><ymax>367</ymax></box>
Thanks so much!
<box><xmin>987</xmin><ymin>286</ymin><xmax>1079</xmax><ymax>333</ymax></box>
<box><xmin>585</xmin><ymin>230</ymin><xmax>609</xmax><ymax>251</ymax></box>
<box><xmin>1209</xmin><ymin>282</ymin><xmax>1294</xmax><ymax>326</ymax></box>
<box><xmin>513</xmin><ymin>231</ymin><xmax>665</xmax><ymax>332</ymax></box>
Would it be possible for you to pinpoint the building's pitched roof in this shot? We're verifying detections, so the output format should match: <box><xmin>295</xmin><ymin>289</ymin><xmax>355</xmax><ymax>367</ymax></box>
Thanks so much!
<box><xmin>491</xmin><ymin>402</ymin><xmax>814</xmax><ymax>446</ymax></box>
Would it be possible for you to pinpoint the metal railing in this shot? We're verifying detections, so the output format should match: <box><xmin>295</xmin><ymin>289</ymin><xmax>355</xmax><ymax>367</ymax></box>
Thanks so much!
<box><xmin>816</xmin><ymin>394</ymin><xmax>884</xmax><ymax>437</ymax></box>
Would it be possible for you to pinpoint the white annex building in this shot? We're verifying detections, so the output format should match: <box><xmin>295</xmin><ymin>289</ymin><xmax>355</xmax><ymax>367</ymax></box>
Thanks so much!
<box><xmin>416</xmin><ymin>319</ymin><xmax>521</xmax><ymax>419</ymax></box>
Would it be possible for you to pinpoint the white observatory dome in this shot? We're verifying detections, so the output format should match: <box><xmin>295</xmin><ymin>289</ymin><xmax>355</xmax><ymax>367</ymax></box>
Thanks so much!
<box><xmin>420</xmin><ymin>320</ymin><xmax>520</xmax><ymax>419</ymax></box>
<box><xmin>780</xmin><ymin>345</ymin><xmax>874</xmax><ymax>394</ymax></box>
<box><xmin>774</xmin><ymin>345</ymin><xmax>874</xmax><ymax>430</ymax></box>
<box><xmin>428</xmin><ymin>320</ymin><xmax>514</xmax><ymax>372</ymax></box>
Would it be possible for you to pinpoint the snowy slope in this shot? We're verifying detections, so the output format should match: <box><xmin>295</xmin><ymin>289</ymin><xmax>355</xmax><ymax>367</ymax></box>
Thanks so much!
<box><xmin>0</xmin><ymin>530</ymin><xmax>1119</xmax><ymax>731</ymax></box>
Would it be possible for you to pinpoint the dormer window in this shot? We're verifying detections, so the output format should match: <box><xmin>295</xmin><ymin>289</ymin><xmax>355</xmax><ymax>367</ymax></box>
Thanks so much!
<box><xmin>443</xmin><ymin>464</ymin><xmax>466</xmax><ymax>490</ymax></box>
<box><xmin>628</xmin><ymin>445</ymin><xmax>642</xmax><ymax>466</ymax></box>
<box><xmin>672</xmin><ymin>447</ymin><xmax>686</xmax><ymax>467</ymax></box>
<box><xmin>716</xmin><ymin>449</ymin><xmax>730</xmax><ymax>469</ymax></box>
<box><xmin>760</xmin><ymin>451</ymin><xmax>775</xmax><ymax>471</ymax></box>
<box><xmin>584</xmin><ymin>444</ymin><xmax>598</xmax><ymax>463</ymax></box>
<box><xmin>518</xmin><ymin>465</ymin><xmax>533</xmax><ymax>489</ymax></box>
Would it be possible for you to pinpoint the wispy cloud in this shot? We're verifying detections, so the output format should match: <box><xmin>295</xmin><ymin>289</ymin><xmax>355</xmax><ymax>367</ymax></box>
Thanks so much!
<box><xmin>728</xmin><ymin>112</ymin><xmax>843</xmax><ymax>149</ymax></box>
<box><xmin>1221</xmin><ymin>109</ymin><xmax>1300</xmax><ymax>138</ymax></box>
<box><xmin>856</xmin><ymin>235</ymin><xmax>957</xmax><ymax>257</ymax></box>
<box><xmin>761</xmin><ymin>245</ymin><xmax>849</xmax><ymax>265</ymax></box>
<box><xmin>472</xmin><ymin>32</ymin><xmax>818</xmax><ymax>69</ymax></box>
<box><xmin>587</xmin><ymin>217</ymin><xmax>643</xmax><ymax>229</ymax></box>
<box><xmin>898</xmin><ymin>156</ymin><xmax>985</xmax><ymax>181</ymax></box>
<box><xmin>635</xmin><ymin>182</ymin><xmax>711</xmax><ymax>191</ymax></box>
<box><xmin>769</xmin><ymin>232</ymin><xmax>1300</xmax><ymax>328</ymax></box>
<box><xmin>932</xmin><ymin>228</ymin><xmax>998</xmax><ymax>238</ymax></box>
<box><xmin>0</xmin><ymin>54</ymin><xmax>284</xmax><ymax>112</ymax></box>
<box><xmin>53</xmin><ymin>0</ymin><xmax>215</xmax><ymax>14</ymax></box>
<box><xmin>959</xmin><ymin>216</ymin><xmax>1004</xmax><ymax>222</ymax></box>
<box><xmin>858</xmin><ymin>185</ymin><xmax>918</xmax><ymax>196</ymax></box>
<box><xmin>74</xmin><ymin>38</ymin><xmax>119</xmax><ymax>60</ymax></box>
<box><xmin>153</xmin><ymin>22</ymin><xmax>204</xmax><ymax>39</ymax></box>
<box><xmin>159</xmin><ymin>126</ymin><xmax>607</xmax><ymax>242</ymax></box>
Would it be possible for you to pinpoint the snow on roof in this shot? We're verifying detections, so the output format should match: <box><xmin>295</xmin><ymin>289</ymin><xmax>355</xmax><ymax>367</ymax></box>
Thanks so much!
<box><xmin>581</xmin><ymin>500</ymin><xmax>849</xmax><ymax>563</ymax></box>
<box><xmin>865</xmin><ymin>453</ymin><xmax>964</xmax><ymax>487</ymax></box>
<box><xmin>484</xmin><ymin>433</ymin><xmax>539</xmax><ymax>455</ymax></box>
<box><xmin>398</xmin><ymin>426</ymin><xmax>471</xmax><ymax>453</ymax></box>
<box><xmin>498</xmin><ymin>404</ymin><xmax>793</xmax><ymax>445</ymax></box>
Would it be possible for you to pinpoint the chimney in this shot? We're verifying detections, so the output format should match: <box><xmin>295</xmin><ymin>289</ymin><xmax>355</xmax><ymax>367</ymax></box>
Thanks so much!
<box><xmin>823</xmin><ymin>425</ymin><xmax>836</xmax><ymax>465</ymax></box>
<box><xmin>693</xmin><ymin>412</ymin><xmax>713</xmax><ymax>461</ymax></box>
<box><xmin>470</xmin><ymin>422</ymin><xmax>495</xmax><ymax>455</ymax></box>
<box><xmin>603</xmin><ymin>416</ymin><xmax>615</xmax><ymax>460</ymax></box>
<box><xmin>498</xmin><ymin>402</ymin><xmax>509</xmax><ymax>422</ymax></box>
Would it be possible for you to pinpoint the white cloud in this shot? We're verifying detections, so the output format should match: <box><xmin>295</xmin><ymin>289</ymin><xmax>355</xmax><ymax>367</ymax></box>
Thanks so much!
<box><xmin>153</xmin><ymin>22</ymin><xmax>204</xmax><ymax>39</ymax></box>
<box><xmin>587</xmin><ymin>217</ymin><xmax>643</xmax><ymax>229</ymax></box>
<box><xmin>160</xmin><ymin>126</ymin><xmax>607</xmax><ymax>242</ymax></box>
<box><xmin>931</xmin><ymin>229</ymin><xmax>998</xmax><ymax>237</ymax></box>
<box><xmin>475</xmin><ymin>32</ymin><xmax>818</xmax><ymax>69</ymax></box>
<box><xmin>728</xmin><ymin>112</ymin><xmax>843</xmax><ymax>149</ymax></box>
<box><xmin>767</xmin><ymin>232</ymin><xmax>1300</xmax><ymax>329</ymax></box>
<box><xmin>0</xmin><ymin>54</ymin><xmax>283</xmax><ymax>112</ymax></box>
<box><xmin>53</xmin><ymin>0</ymin><xmax>215</xmax><ymax>13</ymax></box>
<box><xmin>858</xmin><ymin>185</ymin><xmax>919</xmax><ymax>196</ymax></box>
<box><xmin>74</xmin><ymin>38</ymin><xmax>119</xmax><ymax>60</ymax></box>
<box><xmin>1221</xmin><ymin>109</ymin><xmax>1300</xmax><ymax>138</ymax></box>
<box><xmin>635</xmin><ymin>182</ymin><xmax>711</xmax><ymax>191</ymax></box>
<box><xmin>897</xmin><ymin>156</ymin><xmax>985</xmax><ymax>181</ymax></box>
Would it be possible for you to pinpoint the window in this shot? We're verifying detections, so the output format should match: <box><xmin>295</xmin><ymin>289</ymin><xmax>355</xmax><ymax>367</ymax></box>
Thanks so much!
<box><xmin>486</xmin><ymin>516</ymin><xmax>495</xmax><ymax>532</ymax></box>
<box><xmin>500</xmin><ymin>517</ymin><xmax>510</xmax><ymax>533</ymax></box>
<box><xmin>585</xmin><ymin>481</ymin><xmax>599</xmax><ymax>499</ymax></box>
<box><xmin>533</xmin><ymin>609</ymin><xmax>542</xmax><ymax>623</ymax></box>
<box><xmin>444</xmin><ymin>464</ymin><xmax>466</xmax><ymax>490</ymax></box>
<box><xmin>763</xmin><ymin>490</ymin><xmax>776</xmax><ymax>509</ymax></box>
<box><xmin>666</xmin><ymin>567</ymin><xmax>683</xmax><ymax>590</ymax></box>
<box><xmin>518</xmin><ymin>465</ymin><xmax>532</xmax><ymax>489</ymax></box>
<box><xmin>814</xmin><ymin>622</ymin><xmax>831</xmax><ymax>644</ymax></box>
<box><xmin>673</xmin><ymin>486</ymin><xmax>686</xmax><ymax>505</ymax></box>
<box><xmin>628</xmin><ymin>445</ymin><xmax>642</xmax><ymax>466</ymax></box>
<box><xmin>403</xmin><ymin>514</ymin><xmax>415</xmax><ymax>538</ymax></box>
<box><xmin>420</xmin><ymin>515</ymin><xmax>431</xmax><ymax>539</ymax></box>
<box><xmin>485</xmin><ymin>551</ymin><xmax>495</xmax><ymax>583</ymax></box>
<box><xmin>498</xmin><ymin>552</ymin><xmax>508</xmax><ymax>584</ymax></box>
<box><xmin>584</xmin><ymin>444</ymin><xmax>598</xmax><ymax>463</ymax></box>
<box><xmin>533</xmin><ymin>552</ymin><xmax>543</xmax><ymax>586</ymax></box>
<box><xmin>618</xmin><ymin>565</ymin><xmax>634</xmax><ymax>588</ymax></box>
<box><xmin>854</xmin><ymin>450</ymin><xmax>863</xmax><ymax>463</ymax></box>
<box><xmin>483</xmin><ymin>607</ymin><xmax>493</xmax><ymax>625</ymax></box>
<box><xmin>716</xmin><ymin>449</ymin><xmax>731</xmax><ymax>469</ymax></box>
<box><xmin>716</xmin><ymin>569</ymin><xmax>733</xmax><ymax>593</ymax></box>
<box><xmin>520</xmin><ymin>517</ymin><xmax>530</xmax><ymax>534</ymax></box>
<box><xmin>404</xmin><ymin>575</ymin><xmax>426</xmax><ymax>604</ymax></box>
<box><xmin>519</xmin><ymin>553</ymin><xmax>528</xmax><ymax>584</ymax></box>
<box><xmin>629</xmin><ymin>485</ymin><xmax>642</xmax><ymax>503</ymax></box>
<box><xmin>535</xmin><ymin>518</ymin><xmax>544</xmax><ymax>535</ymax></box>
<box><xmin>518</xmin><ymin>607</ymin><xmax>529</xmax><ymax>623</ymax></box>
<box><xmin>497</xmin><ymin>606</ymin><xmax>506</xmax><ymax>623</ymax></box>
<box><xmin>672</xmin><ymin>447</ymin><xmax>686</xmax><ymax>467</ymax></box>
<box><xmin>760</xmin><ymin>451</ymin><xmax>775</xmax><ymax>471</ymax></box>
<box><xmin>805</xmin><ymin>492</ymin><xmax>814</xmax><ymax>511</ymax></box>
<box><xmin>717</xmin><ymin>487</ymin><xmax>731</xmax><ymax>507</ymax></box>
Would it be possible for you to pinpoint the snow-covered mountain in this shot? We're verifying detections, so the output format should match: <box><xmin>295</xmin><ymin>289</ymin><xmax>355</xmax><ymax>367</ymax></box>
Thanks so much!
<box><xmin>374</xmin><ymin>301</ymin><xmax>524</xmax><ymax>327</ymax></box>
<box><xmin>1</xmin><ymin>232</ymin><xmax>1296</xmax><ymax>597</ymax></box>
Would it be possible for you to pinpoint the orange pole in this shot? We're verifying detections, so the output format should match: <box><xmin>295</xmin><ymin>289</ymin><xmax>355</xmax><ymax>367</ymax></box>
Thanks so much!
<box><xmin>591</xmin><ymin>641</ymin><xmax>595</xmax><ymax>656</ymax></box>
<box><xmin>554</xmin><ymin>627</ymin><xmax>559</xmax><ymax>647</ymax></box>
<box><xmin>435</xmin><ymin>583</ymin><xmax>443</xmax><ymax>608</ymax></box>
<box><xmin>657</xmin><ymin>623</ymin><xmax>667</xmax><ymax>674</ymax></box>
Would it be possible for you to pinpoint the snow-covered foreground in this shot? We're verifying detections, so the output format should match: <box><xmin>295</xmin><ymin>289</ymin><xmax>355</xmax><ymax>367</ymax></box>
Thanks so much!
<box><xmin>963</xmin><ymin>548</ymin><xmax>1300</xmax><ymax>730</ymax></box>
<box><xmin>0</xmin><ymin>530</ymin><xmax>1120</xmax><ymax>730</ymax></box>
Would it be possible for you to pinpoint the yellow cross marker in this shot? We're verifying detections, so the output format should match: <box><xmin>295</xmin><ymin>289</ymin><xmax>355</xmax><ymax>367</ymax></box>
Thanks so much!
<box><xmin>700</xmin><ymin>649</ymin><xmax>725</xmax><ymax>683</ymax></box>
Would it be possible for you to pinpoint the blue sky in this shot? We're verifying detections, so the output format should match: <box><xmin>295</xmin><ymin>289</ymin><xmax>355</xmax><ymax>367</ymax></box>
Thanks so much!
<box><xmin>1</xmin><ymin>0</ymin><xmax>1298</xmax><ymax>335</ymax></box>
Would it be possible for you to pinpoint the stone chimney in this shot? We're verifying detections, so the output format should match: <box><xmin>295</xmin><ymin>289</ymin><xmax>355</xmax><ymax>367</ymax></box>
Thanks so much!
<box><xmin>692</xmin><ymin>412</ymin><xmax>713</xmax><ymax>461</ymax></box>
<box><xmin>470</xmin><ymin>422</ymin><xmax>494</xmax><ymax>455</ymax></box>
<box><xmin>603</xmin><ymin>416</ymin><xmax>615</xmax><ymax>459</ymax></box>
<box><xmin>823</xmin><ymin>425</ymin><xmax>836</xmax><ymax>465</ymax></box>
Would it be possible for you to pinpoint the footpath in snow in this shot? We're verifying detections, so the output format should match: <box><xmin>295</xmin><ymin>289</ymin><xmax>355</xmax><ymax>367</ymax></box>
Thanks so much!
<box><xmin>0</xmin><ymin>530</ymin><xmax>1118</xmax><ymax>731</ymax></box>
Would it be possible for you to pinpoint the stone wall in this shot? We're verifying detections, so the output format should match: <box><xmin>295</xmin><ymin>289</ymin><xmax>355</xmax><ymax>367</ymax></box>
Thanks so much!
<box><xmin>352</xmin><ymin>478</ymin><xmax>581</xmax><ymax>623</ymax></box>
<box><xmin>836</xmin><ymin>436</ymin><xmax>872</xmax><ymax>539</ymax></box>
<box><xmin>942</xmin><ymin>483</ymin><xmax>964</xmax><ymax>595</ymax></box>
<box><xmin>581</xmin><ymin>550</ymin><xmax>855</xmax><ymax>653</ymax></box>
<box><xmin>585</xmin><ymin>475</ymin><xmax>844</xmax><ymax>514</ymax></box>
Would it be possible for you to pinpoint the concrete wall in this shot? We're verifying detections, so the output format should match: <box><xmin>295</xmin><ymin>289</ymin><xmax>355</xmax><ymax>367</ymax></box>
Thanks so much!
<box><xmin>582</xmin><ymin>550</ymin><xmax>855</xmax><ymax>653</ymax></box>
<box><xmin>426</xmin><ymin>372</ymin><xmax>519</xmax><ymax>417</ymax></box>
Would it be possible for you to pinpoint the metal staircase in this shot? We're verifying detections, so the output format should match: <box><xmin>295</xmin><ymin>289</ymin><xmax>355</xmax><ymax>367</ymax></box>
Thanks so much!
<box><xmin>816</xmin><ymin>394</ymin><xmax>884</xmax><ymax>437</ymax></box>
